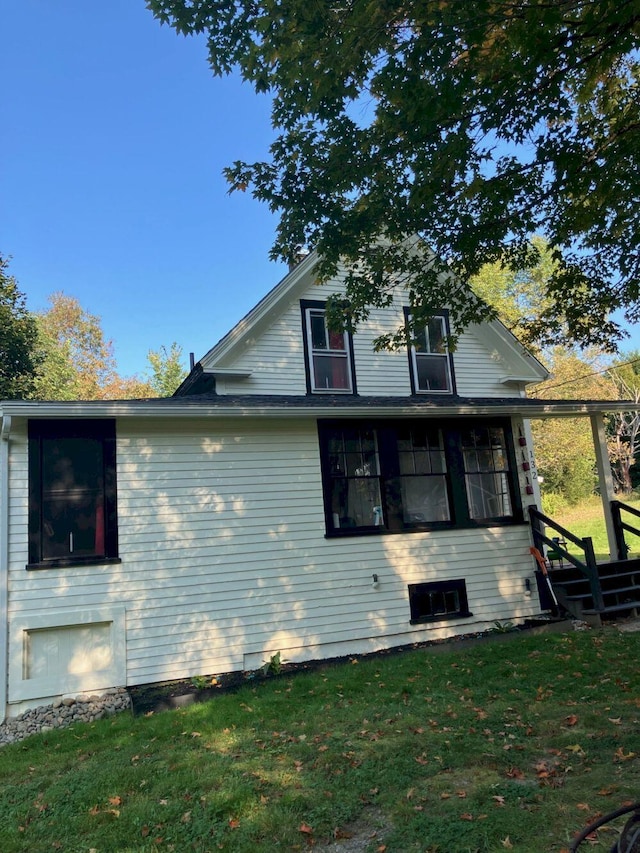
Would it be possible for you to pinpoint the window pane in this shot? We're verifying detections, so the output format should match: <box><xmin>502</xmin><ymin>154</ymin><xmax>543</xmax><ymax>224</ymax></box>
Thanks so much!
<box><xmin>461</xmin><ymin>426</ymin><xmax>513</xmax><ymax>519</ymax></box>
<box><xmin>415</xmin><ymin>355</ymin><xmax>451</xmax><ymax>391</ymax></box>
<box><xmin>41</xmin><ymin>494</ymin><xmax>100</xmax><ymax>559</ymax></box>
<box><xmin>42</xmin><ymin>437</ymin><xmax>103</xmax><ymax>492</ymax></box>
<box><xmin>41</xmin><ymin>436</ymin><xmax>106</xmax><ymax>560</ymax></box>
<box><xmin>312</xmin><ymin>353</ymin><xmax>350</xmax><ymax>390</ymax></box>
<box><xmin>465</xmin><ymin>472</ymin><xmax>512</xmax><ymax>518</ymax></box>
<box><xmin>327</xmin><ymin>329</ymin><xmax>346</xmax><ymax>352</ymax></box>
<box><xmin>310</xmin><ymin>312</ymin><xmax>328</xmax><ymax>349</ymax></box>
<box><xmin>331</xmin><ymin>477</ymin><xmax>383</xmax><ymax>528</ymax></box>
<box><xmin>426</xmin><ymin>317</ymin><xmax>446</xmax><ymax>353</ymax></box>
<box><xmin>326</xmin><ymin>427</ymin><xmax>382</xmax><ymax>529</ymax></box>
<box><xmin>399</xmin><ymin>475</ymin><xmax>451</xmax><ymax>523</ymax></box>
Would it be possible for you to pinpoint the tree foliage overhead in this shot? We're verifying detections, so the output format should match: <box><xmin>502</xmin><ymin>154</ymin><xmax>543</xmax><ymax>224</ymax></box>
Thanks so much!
<box><xmin>0</xmin><ymin>254</ymin><xmax>38</xmax><ymax>399</ymax></box>
<box><xmin>148</xmin><ymin>0</ymin><xmax>640</xmax><ymax>350</ymax></box>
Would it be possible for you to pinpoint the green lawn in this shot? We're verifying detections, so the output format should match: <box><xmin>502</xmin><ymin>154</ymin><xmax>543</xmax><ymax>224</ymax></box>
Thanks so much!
<box><xmin>547</xmin><ymin>495</ymin><xmax>640</xmax><ymax>562</ymax></box>
<box><xmin>3</xmin><ymin>629</ymin><xmax>640</xmax><ymax>852</ymax></box>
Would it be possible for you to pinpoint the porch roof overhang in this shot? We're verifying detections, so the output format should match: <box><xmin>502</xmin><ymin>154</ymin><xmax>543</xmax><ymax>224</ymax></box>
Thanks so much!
<box><xmin>0</xmin><ymin>394</ymin><xmax>636</xmax><ymax>422</ymax></box>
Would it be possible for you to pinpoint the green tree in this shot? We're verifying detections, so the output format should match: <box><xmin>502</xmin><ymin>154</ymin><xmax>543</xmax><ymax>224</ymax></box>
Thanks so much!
<box><xmin>530</xmin><ymin>348</ymin><xmax>618</xmax><ymax>504</ymax></box>
<box><xmin>470</xmin><ymin>236</ymin><xmax>558</xmax><ymax>353</ymax></box>
<box><xmin>146</xmin><ymin>342</ymin><xmax>187</xmax><ymax>397</ymax></box>
<box><xmin>33</xmin><ymin>293</ymin><xmax>119</xmax><ymax>400</ymax></box>
<box><xmin>0</xmin><ymin>254</ymin><xmax>38</xmax><ymax>399</ymax></box>
<box><xmin>148</xmin><ymin>0</ymin><xmax>639</xmax><ymax>351</ymax></box>
<box><xmin>32</xmin><ymin>293</ymin><xmax>157</xmax><ymax>401</ymax></box>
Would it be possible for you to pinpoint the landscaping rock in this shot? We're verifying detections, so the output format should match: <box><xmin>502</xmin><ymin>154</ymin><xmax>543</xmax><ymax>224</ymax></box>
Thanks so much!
<box><xmin>0</xmin><ymin>687</ymin><xmax>131</xmax><ymax>747</ymax></box>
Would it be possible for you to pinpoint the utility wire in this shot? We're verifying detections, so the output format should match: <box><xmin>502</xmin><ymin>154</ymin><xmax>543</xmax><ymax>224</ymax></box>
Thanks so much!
<box><xmin>534</xmin><ymin>355</ymin><xmax>640</xmax><ymax>396</ymax></box>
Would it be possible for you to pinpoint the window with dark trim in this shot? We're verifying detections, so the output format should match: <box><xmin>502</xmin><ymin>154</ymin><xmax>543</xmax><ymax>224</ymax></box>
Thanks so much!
<box><xmin>405</xmin><ymin>309</ymin><xmax>455</xmax><ymax>394</ymax></box>
<box><xmin>301</xmin><ymin>300</ymin><xmax>356</xmax><ymax>394</ymax></box>
<box><xmin>408</xmin><ymin>579</ymin><xmax>472</xmax><ymax>623</ymax></box>
<box><xmin>28</xmin><ymin>419</ymin><xmax>119</xmax><ymax>568</ymax></box>
<box><xmin>318</xmin><ymin>418</ymin><xmax>521</xmax><ymax>536</ymax></box>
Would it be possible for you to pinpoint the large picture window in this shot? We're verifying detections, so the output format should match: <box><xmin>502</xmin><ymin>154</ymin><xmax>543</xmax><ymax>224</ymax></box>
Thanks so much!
<box><xmin>407</xmin><ymin>310</ymin><xmax>454</xmax><ymax>394</ymax></box>
<box><xmin>28</xmin><ymin>420</ymin><xmax>118</xmax><ymax>568</ymax></box>
<box><xmin>319</xmin><ymin>418</ymin><xmax>521</xmax><ymax>536</ymax></box>
<box><xmin>302</xmin><ymin>301</ymin><xmax>355</xmax><ymax>393</ymax></box>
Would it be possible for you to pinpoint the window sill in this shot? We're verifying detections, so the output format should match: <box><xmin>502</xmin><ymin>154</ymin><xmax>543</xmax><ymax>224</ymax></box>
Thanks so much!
<box><xmin>325</xmin><ymin>518</ymin><xmax>526</xmax><ymax>537</ymax></box>
<box><xmin>26</xmin><ymin>557</ymin><xmax>122</xmax><ymax>571</ymax></box>
<box><xmin>410</xmin><ymin>611</ymin><xmax>473</xmax><ymax>625</ymax></box>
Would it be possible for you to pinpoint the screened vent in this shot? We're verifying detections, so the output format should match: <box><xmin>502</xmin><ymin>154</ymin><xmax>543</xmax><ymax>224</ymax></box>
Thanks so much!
<box><xmin>408</xmin><ymin>579</ymin><xmax>472</xmax><ymax>624</ymax></box>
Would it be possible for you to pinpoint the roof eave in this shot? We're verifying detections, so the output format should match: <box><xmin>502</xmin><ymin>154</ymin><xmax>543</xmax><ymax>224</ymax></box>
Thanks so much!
<box><xmin>1</xmin><ymin>397</ymin><xmax>636</xmax><ymax>421</ymax></box>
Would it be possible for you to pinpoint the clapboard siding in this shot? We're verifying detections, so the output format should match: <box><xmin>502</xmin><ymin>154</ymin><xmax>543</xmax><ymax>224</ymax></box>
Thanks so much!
<box><xmin>214</xmin><ymin>278</ymin><xmax>515</xmax><ymax>398</ymax></box>
<box><xmin>454</xmin><ymin>328</ymin><xmax>510</xmax><ymax>396</ymax></box>
<box><xmin>6</xmin><ymin>414</ymin><xmax>541</xmax><ymax>709</ymax></box>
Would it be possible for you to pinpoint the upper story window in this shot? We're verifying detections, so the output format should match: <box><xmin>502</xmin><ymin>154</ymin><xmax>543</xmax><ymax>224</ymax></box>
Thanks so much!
<box><xmin>302</xmin><ymin>300</ymin><xmax>355</xmax><ymax>394</ymax></box>
<box><xmin>28</xmin><ymin>419</ymin><xmax>119</xmax><ymax>568</ymax></box>
<box><xmin>407</xmin><ymin>310</ymin><xmax>455</xmax><ymax>394</ymax></box>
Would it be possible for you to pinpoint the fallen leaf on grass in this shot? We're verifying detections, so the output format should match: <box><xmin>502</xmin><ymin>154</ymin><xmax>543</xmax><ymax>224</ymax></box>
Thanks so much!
<box><xmin>299</xmin><ymin>823</ymin><xmax>313</xmax><ymax>834</ymax></box>
<box><xmin>493</xmin><ymin>795</ymin><xmax>506</xmax><ymax>806</ymax></box>
<box><xmin>460</xmin><ymin>813</ymin><xmax>474</xmax><ymax>821</ymax></box>
<box><xmin>501</xmin><ymin>838</ymin><xmax>513</xmax><ymax>849</ymax></box>
<box><xmin>108</xmin><ymin>796</ymin><xmax>122</xmax><ymax>806</ymax></box>
<box><xmin>333</xmin><ymin>828</ymin><xmax>354</xmax><ymax>840</ymax></box>
<box><xmin>565</xmin><ymin>714</ymin><xmax>579</xmax><ymax>726</ymax></box>
<box><xmin>228</xmin><ymin>818</ymin><xmax>240</xmax><ymax>829</ymax></box>
<box><xmin>613</xmin><ymin>747</ymin><xmax>636</xmax><ymax>762</ymax></box>
<box><xmin>505</xmin><ymin>767</ymin><xmax>525</xmax><ymax>779</ymax></box>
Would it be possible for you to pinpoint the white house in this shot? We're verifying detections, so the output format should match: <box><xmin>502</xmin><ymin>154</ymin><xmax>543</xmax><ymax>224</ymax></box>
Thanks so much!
<box><xmin>0</xmin><ymin>250</ymin><xmax>631</xmax><ymax>721</ymax></box>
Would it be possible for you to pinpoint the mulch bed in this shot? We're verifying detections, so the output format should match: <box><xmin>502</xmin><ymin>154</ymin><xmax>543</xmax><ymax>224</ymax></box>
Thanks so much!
<box><xmin>128</xmin><ymin>617</ymin><xmax>572</xmax><ymax>716</ymax></box>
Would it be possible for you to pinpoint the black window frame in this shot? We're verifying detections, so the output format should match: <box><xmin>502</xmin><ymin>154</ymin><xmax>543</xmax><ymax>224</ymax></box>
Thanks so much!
<box><xmin>28</xmin><ymin>419</ymin><xmax>119</xmax><ymax>569</ymax></box>
<box><xmin>318</xmin><ymin>417</ymin><xmax>523</xmax><ymax>537</ymax></box>
<box><xmin>405</xmin><ymin>308</ymin><xmax>456</xmax><ymax>395</ymax></box>
<box><xmin>408</xmin><ymin>579</ymin><xmax>472</xmax><ymax>624</ymax></box>
<box><xmin>301</xmin><ymin>300</ymin><xmax>357</xmax><ymax>395</ymax></box>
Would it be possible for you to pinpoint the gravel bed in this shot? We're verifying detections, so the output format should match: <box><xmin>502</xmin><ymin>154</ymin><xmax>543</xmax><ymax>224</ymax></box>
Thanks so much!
<box><xmin>0</xmin><ymin>687</ymin><xmax>131</xmax><ymax>747</ymax></box>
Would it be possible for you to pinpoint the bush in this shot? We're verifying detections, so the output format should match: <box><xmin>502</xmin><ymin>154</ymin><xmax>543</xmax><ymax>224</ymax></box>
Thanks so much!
<box><xmin>541</xmin><ymin>491</ymin><xmax>569</xmax><ymax>517</ymax></box>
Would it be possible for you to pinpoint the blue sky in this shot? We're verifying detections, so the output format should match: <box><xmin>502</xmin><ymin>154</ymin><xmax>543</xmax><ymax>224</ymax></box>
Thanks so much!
<box><xmin>3</xmin><ymin>1</ymin><xmax>638</xmax><ymax>381</ymax></box>
<box><xmin>2</xmin><ymin>0</ymin><xmax>287</xmax><ymax>378</ymax></box>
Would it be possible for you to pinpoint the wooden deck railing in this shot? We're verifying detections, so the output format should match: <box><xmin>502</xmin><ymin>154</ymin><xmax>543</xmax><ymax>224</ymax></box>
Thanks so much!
<box><xmin>528</xmin><ymin>505</ymin><xmax>604</xmax><ymax>611</ymax></box>
<box><xmin>610</xmin><ymin>500</ymin><xmax>640</xmax><ymax>560</ymax></box>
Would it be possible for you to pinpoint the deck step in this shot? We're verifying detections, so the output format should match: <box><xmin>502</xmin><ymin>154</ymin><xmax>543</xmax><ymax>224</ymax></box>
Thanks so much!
<box><xmin>583</xmin><ymin>601</ymin><xmax>640</xmax><ymax>616</ymax></box>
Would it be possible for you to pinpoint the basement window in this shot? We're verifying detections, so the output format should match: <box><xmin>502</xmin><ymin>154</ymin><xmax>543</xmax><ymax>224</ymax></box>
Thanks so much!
<box><xmin>408</xmin><ymin>579</ymin><xmax>472</xmax><ymax>624</ymax></box>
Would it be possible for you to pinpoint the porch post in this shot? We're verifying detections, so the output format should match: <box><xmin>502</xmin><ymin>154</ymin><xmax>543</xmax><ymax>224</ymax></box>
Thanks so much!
<box><xmin>590</xmin><ymin>413</ymin><xmax>617</xmax><ymax>562</ymax></box>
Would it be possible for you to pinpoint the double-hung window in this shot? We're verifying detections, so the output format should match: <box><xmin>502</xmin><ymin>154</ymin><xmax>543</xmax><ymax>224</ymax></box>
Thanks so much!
<box><xmin>319</xmin><ymin>418</ymin><xmax>520</xmax><ymax>536</ymax></box>
<box><xmin>302</xmin><ymin>301</ymin><xmax>354</xmax><ymax>393</ymax></box>
<box><xmin>461</xmin><ymin>425</ymin><xmax>513</xmax><ymax>520</ymax></box>
<box><xmin>28</xmin><ymin>419</ymin><xmax>118</xmax><ymax>568</ymax></box>
<box><xmin>407</xmin><ymin>311</ymin><xmax>454</xmax><ymax>394</ymax></box>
